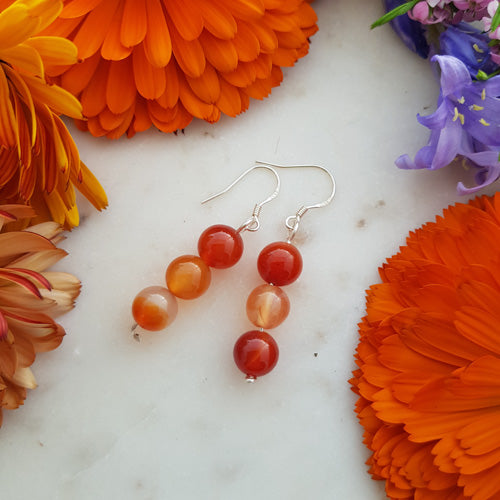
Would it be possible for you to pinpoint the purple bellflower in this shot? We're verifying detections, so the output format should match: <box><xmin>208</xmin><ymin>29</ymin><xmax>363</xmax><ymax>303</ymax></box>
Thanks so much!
<box><xmin>439</xmin><ymin>23</ymin><xmax>497</xmax><ymax>77</ymax></box>
<box><xmin>384</xmin><ymin>0</ymin><xmax>430</xmax><ymax>58</ymax></box>
<box><xmin>396</xmin><ymin>55</ymin><xmax>500</xmax><ymax>193</ymax></box>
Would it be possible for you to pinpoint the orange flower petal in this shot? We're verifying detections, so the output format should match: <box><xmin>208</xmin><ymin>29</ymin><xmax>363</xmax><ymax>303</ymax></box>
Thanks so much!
<box><xmin>121</xmin><ymin>0</ymin><xmax>147</xmax><ymax>47</ymax></box>
<box><xmin>101</xmin><ymin>0</ymin><xmax>132</xmax><ymax>61</ymax></box>
<box><xmin>168</xmin><ymin>18</ymin><xmax>205</xmax><ymax>78</ymax></box>
<box><xmin>44</xmin><ymin>0</ymin><xmax>317</xmax><ymax>138</ymax></box>
<box><xmin>199</xmin><ymin>31</ymin><xmax>238</xmax><ymax>73</ymax></box>
<box><xmin>106</xmin><ymin>56</ymin><xmax>136</xmax><ymax>113</ymax></box>
<box><xmin>144</xmin><ymin>0</ymin><xmax>171</xmax><ymax>67</ymax></box>
<box><xmin>132</xmin><ymin>44</ymin><xmax>166</xmax><ymax>100</ymax></box>
<box><xmin>164</xmin><ymin>0</ymin><xmax>203</xmax><ymax>41</ymax></box>
<box><xmin>72</xmin><ymin>0</ymin><xmax>120</xmax><ymax>59</ymax></box>
<box><xmin>185</xmin><ymin>63</ymin><xmax>220</xmax><ymax>104</ymax></box>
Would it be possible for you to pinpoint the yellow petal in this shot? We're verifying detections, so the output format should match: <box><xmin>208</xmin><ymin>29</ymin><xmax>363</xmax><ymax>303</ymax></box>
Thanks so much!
<box><xmin>0</xmin><ymin>4</ymin><xmax>39</xmax><ymax>50</ymax></box>
<box><xmin>0</xmin><ymin>68</ymin><xmax>18</xmax><ymax>146</ymax></box>
<box><xmin>43</xmin><ymin>188</ymin><xmax>79</xmax><ymax>227</ymax></box>
<box><xmin>24</xmin><ymin>36</ymin><xmax>78</xmax><ymax>68</ymax></box>
<box><xmin>23</xmin><ymin>0</ymin><xmax>63</xmax><ymax>32</ymax></box>
<box><xmin>71</xmin><ymin>161</ymin><xmax>108</xmax><ymax>211</ymax></box>
<box><xmin>0</xmin><ymin>43</ymin><xmax>44</xmax><ymax>77</ymax></box>
<box><xmin>23</xmin><ymin>73</ymin><xmax>82</xmax><ymax>118</ymax></box>
<box><xmin>3</xmin><ymin>65</ymin><xmax>36</xmax><ymax>146</ymax></box>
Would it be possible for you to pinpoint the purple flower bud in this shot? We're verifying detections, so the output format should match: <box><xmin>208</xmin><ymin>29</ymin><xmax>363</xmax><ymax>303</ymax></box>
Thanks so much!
<box><xmin>384</xmin><ymin>0</ymin><xmax>430</xmax><ymax>58</ymax></box>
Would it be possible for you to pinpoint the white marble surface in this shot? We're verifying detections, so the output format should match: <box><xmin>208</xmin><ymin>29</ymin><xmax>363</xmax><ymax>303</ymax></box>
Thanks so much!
<box><xmin>2</xmin><ymin>1</ymin><xmax>498</xmax><ymax>499</ymax></box>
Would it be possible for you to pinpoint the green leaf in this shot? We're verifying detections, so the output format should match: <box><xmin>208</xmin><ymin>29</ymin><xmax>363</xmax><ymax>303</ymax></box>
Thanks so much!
<box><xmin>491</xmin><ymin>3</ymin><xmax>500</xmax><ymax>33</ymax></box>
<box><xmin>371</xmin><ymin>0</ymin><xmax>420</xmax><ymax>29</ymax></box>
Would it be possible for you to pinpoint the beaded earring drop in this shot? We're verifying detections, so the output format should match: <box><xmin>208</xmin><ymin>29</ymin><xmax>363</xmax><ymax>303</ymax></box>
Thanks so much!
<box><xmin>131</xmin><ymin>165</ymin><xmax>280</xmax><ymax>333</ymax></box>
<box><xmin>232</xmin><ymin>162</ymin><xmax>336</xmax><ymax>381</ymax></box>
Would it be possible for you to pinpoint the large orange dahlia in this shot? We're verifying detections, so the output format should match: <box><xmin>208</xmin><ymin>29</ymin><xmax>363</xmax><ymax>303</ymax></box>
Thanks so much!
<box><xmin>0</xmin><ymin>0</ymin><xmax>107</xmax><ymax>229</ymax></box>
<box><xmin>42</xmin><ymin>0</ymin><xmax>318</xmax><ymax>138</ymax></box>
<box><xmin>351</xmin><ymin>193</ymin><xmax>500</xmax><ymax>499</ymax></box>
<box><xmin>0</xmin><ymin>204</ymin><xmax>80</xmax><ymax>427</ymax></box>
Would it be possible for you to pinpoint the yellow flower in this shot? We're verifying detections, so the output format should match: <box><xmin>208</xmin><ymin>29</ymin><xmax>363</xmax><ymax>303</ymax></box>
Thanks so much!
<box><xmin>42</xmin><ymin>0</ymin><xmax>318</xmax><ymax>138</ymax></box>
<box><xmin>0</xmin><ymin>0</ymin><xmax>107</xmax><ymax>229</ymax></box>
<box><xmin>0</xmin><ymin>204</ymin><xmax>80</xmax><ymax>427</ymax></box>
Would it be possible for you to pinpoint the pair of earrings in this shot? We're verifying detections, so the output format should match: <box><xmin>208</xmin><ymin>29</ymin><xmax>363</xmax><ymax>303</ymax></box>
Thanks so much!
<box><xmin>131</xmin><ymin>161</ymin><xmax>336</xmax><ymax>381</ymax></box>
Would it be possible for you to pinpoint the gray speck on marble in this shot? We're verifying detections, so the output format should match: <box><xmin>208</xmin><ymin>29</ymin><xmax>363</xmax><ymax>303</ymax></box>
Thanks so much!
<box><xmin>356</xmin><ymin>218</ymin><xmax>366</xmax><ymax>229</ymax></box>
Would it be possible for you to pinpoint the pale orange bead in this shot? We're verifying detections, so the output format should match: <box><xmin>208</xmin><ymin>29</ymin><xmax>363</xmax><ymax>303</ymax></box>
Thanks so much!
<box><xmin>132</xmin><ymin>286</ymin><xmax>178</xmax><ymax>331</ymax></box>
<box><xmin>246</xmin><ymin>284</ymin><xmax>290</xmax><ymax>329</ymax></box>
<box><xmin>166</xmin><ymin>255</ymin><xmax>211</xmax><ymax>300</ymax></box>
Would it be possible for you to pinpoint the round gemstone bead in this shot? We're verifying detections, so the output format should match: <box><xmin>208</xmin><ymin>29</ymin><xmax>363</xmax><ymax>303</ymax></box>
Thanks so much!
<box><xmin>257</xmin><ymin>241</ymin><xmax>303</xmax><ymax>286</ymax></box>
<box><xmin>246</xmin><ymin>284</ymin><xmax>290</xmax><ymax>329</ymax></box>
<box><xmin>198</xmin><ymin>224</ymin><xmax>243</xmax><ymax>269</ymax></box>
<box><xmin>233</xmin><ymin>330</ymin><xmax>279</xmax><ymax>380</ymax></box>
<box><xmin>132</xmin><ymin>286</ymin><xmax>178</xmax><ymax>331</ymax></box>
<box><xmin>166</xmin><ymin>255</ymin><xmax>211</xmax><ymax>300</ymax></box>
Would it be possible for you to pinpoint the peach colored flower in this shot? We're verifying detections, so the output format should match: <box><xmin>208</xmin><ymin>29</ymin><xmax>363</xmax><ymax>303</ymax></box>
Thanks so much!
<box><xmin>351</xmin><ymin>193</ymin><xmax>500</xmax><ymax>499</ymax></box>
<box><xmin>42</xmin><ymin>0</ymin><xmax>318</xmax><ymax>138</ymax></box>
<box><xmin>0</xmin><ymin>0</ymin><xmax>107</xmax><ymax>228</ymax></box>
<box><xmin>0</xmin><ymin>204</ymin><xmax>80</xmax><ymax>427</ymax></box>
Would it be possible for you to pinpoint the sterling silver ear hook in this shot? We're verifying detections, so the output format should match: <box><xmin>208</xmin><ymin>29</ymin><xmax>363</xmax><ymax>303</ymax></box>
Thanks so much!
<box><xmin>202</xmin><ymin>163</ymin><xmax>281</xmax><ymax>233</ymax></box>
<box><xmin>254</xmin><ymin>161</ymin><xmax>336</xmax><ymax>242</ymax></box>
<box><xmin>231</xmin><ymin>161</ymin><xmax>336</xmax><ymax>382</ymax></box>
<box><xmin>131</xmin><ymin>164</ymin><xmax>281</xmax><ymax>337</ymax></box>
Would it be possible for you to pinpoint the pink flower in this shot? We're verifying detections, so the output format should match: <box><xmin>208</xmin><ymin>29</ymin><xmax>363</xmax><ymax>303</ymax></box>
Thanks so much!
<box><xmin>409</xmin><ymin>1</ymin><xmax>452</xmax><ymax>23</ymax></box>
<box><xmin>483</xmin><ymin>0</ymin><xmax>500</xmax><ymax>39</ymax></box>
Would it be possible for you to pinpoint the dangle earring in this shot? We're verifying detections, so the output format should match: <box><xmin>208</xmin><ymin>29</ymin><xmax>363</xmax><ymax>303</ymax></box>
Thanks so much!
<box><xmin>232</xmin><ymin>162</ymin><xmax>336</xmax><ymax>381</ymax></box>
<box><xmin>131</xmin><ymin>164</ymin><xmax>280</xmax><ymax>333</ymax></box>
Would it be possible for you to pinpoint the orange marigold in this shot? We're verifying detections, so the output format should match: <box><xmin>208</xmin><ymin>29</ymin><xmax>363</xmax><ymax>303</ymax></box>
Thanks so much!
<box><xmin>351</xmin><ymin>193</ymin><xmax>500</xmax><ymax>500</ymax></box>
<box><xmin>0</xmin><ymin>204</ymin><xmax>80</xmax><ymax>427</ymax></box>
<box><xmin>0</xmin><ymin>0</ymin><xmax>107</xmax><ymax>229</ymax></box>
<box><xmin>42</xmin><ymin>0</ymin><xmax>318</xmax><ymax>138</ymax></box>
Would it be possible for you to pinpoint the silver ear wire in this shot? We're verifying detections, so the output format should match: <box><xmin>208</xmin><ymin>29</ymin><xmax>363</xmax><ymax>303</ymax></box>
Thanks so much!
<box><xmin>254</xmin><ymin>161</ymin><xmax>336</xmax><ymax>243</ymax></box>
<box><xmin>202</xmin><ymin>163</ymin><xmax>281</xmax><ymax>233</ymax></box>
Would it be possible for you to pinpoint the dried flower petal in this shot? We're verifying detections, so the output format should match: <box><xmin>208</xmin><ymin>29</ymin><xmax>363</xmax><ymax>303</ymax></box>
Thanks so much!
<box><xmin>0</xmin><ymin>204</ymin><xmax>80</xmax><ymax>426</ymax></box>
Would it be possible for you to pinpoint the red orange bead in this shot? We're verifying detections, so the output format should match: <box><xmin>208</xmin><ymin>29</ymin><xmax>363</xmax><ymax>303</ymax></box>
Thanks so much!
<box><xmin>132</xmin><ymin>286</ymin><xmax>178</xmax><ymax>331</ymax></box>
<box><xmin>233</xmin><ymin>330</ymin><xmax>279</xmax><ymax>380</ymax></box>
<box><xmin>246</xmin><ymin>284</ymin><xmax>290</xmax><ymax>329</ymax></box>
<box><xmin>166</xmin><ymin>255</ymin><xmax>211</xmax><ymax>300</ymax></box>
<box><xmin>257</xmin><ymin>241</ymin><xmax>303</xmax><ymax>286</ymax></box>
<box><xmin>198</xmin><ymin>225</ymin><xmax>243</xmax><ymax>269</ymax></box>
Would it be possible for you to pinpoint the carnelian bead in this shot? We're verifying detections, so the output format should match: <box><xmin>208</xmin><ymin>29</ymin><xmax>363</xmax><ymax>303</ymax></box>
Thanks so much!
<box><xmin>166</xmin><ymin>255</ymin><xmax>211</xmax><ymax>300</ymax></box>
<box><xmin>132</xmin><ymin>286</ymin><xmax>178</xmax><ymax>331</ymax></box>
<box><xmin>233</xmin><ymin>330</ymin><xmax>279</xmax><ymax>381</ymax></box>
<box><xmin>257</xmin><ymin>241</ymin><xmax>303</xmax><ymax>286</ymax></box>
<box><xmin>246</xmin><ymin>284</ymin><xmax>290</xmax><ymax>329</ymax></box>
<box><xmin>198</xmin><ymin>225</ymin><xmax>243</xmax><ymax>269</ymax></box>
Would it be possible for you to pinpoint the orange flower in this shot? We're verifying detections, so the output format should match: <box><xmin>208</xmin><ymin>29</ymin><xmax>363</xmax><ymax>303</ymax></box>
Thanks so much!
<box><xmin>42</xmin><ymin>0</ymin><xmax>318</xmax><ymax>138</ymax></box>
<box><xmin>0</xmin><ymin>0</ymin><xmax>107</xmax><ymax>228</ymax></box>
<box><xmin>351</xmin><ymin>193</ymin><xmax>500</xmax><ymax>499</ymax></box>
<box><xmin>0</xmin><ymin>204</ymin><xmax>80</xmax><ymax>427</ymax></box>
